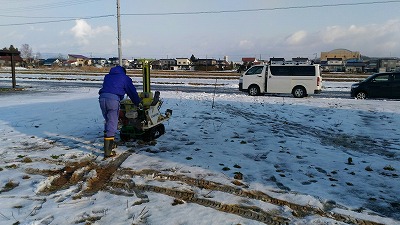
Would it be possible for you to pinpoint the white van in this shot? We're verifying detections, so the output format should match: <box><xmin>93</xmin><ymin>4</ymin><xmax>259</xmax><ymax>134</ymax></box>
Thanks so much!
<box><xmin>239</xmin><ymin>63</ymin><xmax>322</xmax><ymax>98</ymax></box>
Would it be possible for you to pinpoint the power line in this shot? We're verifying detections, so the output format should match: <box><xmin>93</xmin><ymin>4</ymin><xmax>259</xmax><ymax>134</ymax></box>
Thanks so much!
<box><xmin>1</xmin><ymin>1</ymin><xmax>400</xmax><ymax>26</ymax></box>
<box><xmin>122</xmin><ymin>1</ymin><xmax>400</xmax><ymax>16</ymax></box>
<box><xmin>0</xmin><ymin>15</ymin><xmax>77</xmax><ymax>19</ymax></box>
<box><xmin>0</xmin><ymin>15</ymin><xmax>114</xmax><ymax>27</ymax></box>
<box><xmin>1</xmin><ymin>0</ymin><xmax>103</xmax><ymax>13</ymax></box>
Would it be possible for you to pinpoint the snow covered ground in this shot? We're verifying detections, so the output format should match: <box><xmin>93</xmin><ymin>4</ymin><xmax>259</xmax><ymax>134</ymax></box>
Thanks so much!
<box><xmin>0</xmin><ymin>75</ymin><xmax>399</xmax><ymax>225</ymax></box>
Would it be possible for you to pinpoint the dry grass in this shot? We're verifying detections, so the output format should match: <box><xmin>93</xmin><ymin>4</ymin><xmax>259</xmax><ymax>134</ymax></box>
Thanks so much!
<box><xmin>2</xmin><ymin>180</ymin><xmax>19</xmax><ymax>192</ymax></box>
<box><xmin>383</xmin><ymin>165</ymin><xmax>395</xmax><ymax>171</ymax></box>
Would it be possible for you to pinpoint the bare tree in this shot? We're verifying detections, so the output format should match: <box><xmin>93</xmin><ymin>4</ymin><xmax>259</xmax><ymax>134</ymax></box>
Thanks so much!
<box><xmin>20</xmin><ymin>44</ymin><xmax>33</xmax><ymax>65</ymax></box>
<box><xmin>35</xmin><ymin>52</ymin><xmax>42</xmax><ymax>59</ymax></box>
<box><xmin>34</xmin><ymin>52</ymin><xmax>42</xmax><ymax>67</ymax></box>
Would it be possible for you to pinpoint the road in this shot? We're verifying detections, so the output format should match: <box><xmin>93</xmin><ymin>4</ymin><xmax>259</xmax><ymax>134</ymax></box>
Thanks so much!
<box><xmin>0</xmin><ymin>75</ymin><xmax>352</xmax><ymax>99</ymax></box>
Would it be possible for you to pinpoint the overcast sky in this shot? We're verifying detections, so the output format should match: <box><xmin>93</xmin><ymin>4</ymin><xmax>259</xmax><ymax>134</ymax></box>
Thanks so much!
<box><xmin>1</xmin><ymin>0</ymin><xmax>400</xmax><ymax>61</ymax></box>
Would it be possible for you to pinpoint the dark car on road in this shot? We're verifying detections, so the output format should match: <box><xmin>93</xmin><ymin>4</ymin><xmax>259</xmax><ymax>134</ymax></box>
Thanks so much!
<box><xmin>351</xmin><ymin>72</ymin><xmax>400</xmax><ymax>99</ymax></box>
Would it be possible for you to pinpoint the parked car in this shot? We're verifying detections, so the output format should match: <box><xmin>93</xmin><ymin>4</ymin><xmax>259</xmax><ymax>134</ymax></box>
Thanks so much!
<box><xmin>239</xmin><ymin>64</ymin><xmax>322</xmax><ymax>98</ymax></box>
<box><xmin>351</xmin><ymin>72</ymin><xmax>400</xmax><ymax>99</ymax></box>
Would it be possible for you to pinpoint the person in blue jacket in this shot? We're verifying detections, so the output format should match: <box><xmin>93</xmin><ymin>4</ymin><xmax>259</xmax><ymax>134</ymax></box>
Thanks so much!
<box><xmin>99</xmin><ymin>66</ymin><xmax>141</xmax><ymax>158</ymax></box>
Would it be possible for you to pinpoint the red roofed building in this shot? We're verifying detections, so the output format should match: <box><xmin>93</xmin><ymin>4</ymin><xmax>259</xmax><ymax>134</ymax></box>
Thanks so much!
<box><xmin>242</xmin><ymin>57</ymin><xmax>257</xmax><ymax>64</ymax></box>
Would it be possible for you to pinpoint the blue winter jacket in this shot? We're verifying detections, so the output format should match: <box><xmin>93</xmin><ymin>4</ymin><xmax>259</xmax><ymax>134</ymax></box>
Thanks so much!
<box><xmin>98</xmin><ymin>66</ymin><xmax>141</xmax><ymax>105</ymax></box>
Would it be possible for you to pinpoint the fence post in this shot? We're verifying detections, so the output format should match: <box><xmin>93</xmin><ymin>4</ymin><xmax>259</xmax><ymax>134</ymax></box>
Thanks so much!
<box><xmin>11</xmin><ymin>53</ymin><xmax>16</xmax><ymax>88</ymax></box>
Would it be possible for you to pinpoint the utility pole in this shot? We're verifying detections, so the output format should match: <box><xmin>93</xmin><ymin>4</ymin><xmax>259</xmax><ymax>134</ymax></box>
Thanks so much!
<box><xmin>206</xmin><ymin>55</ymin><xmax>208</xmax><ymax>72</ymax></box>
<box><xmin>117</xmin><ymin>0</ymin><xmax>122</xmax><ymax>66</ymax></box>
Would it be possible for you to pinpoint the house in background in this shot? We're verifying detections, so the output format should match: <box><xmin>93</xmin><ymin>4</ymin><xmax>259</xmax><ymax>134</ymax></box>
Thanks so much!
<box><xmin>216</xmin><ymin>58</ymin><xmax>230</xmax><ymax>71</ymax></box>
<box><xmin>270</xmin><ymin>57</ymin><xmax>285</xmax><ymax>65</ymax></box>
<box><xmin>91</xmin><ymin>57</ymin><xmax>108</xmax><ymax>67</ymax></box>
<box><xmin>176</xmin><ymin>58</ymin><xmax>192</xmax><ymax>70</ymax></box>
<box><xmin>127</xmin><ymin>59</ymin><xmax>155</xmax><ymax>69</ymax></box>
<box><xmin>159</xmin><ymin>58</ymin><xmax>177</xmax><ymax>70</ymax></box>
<box><xmin>43</xmin><ymin>58</ymin><xmax>62</xmax><ymax>67</ymax></box>
<box><xmin>379</xmin><ymin>57</ymin><xmax>400</xmax><ymax>72</ymax></box>
<box><xmin>345</xmin><ymin>60</ymin><xmax>366</xmax><ymax>73</ymax></box>
<box><xmin>292</xmin><ymin>57</ymin><xmax>310</xmax><ymax>65</ymax></box>
<box><xmin>68</xmin><ymin>54</ymin><xmax>91</xmax><ymax>66</ymax></box>
<box><xmin>241</xmin><ymin>57</ymin><xmax>258</xmax><ymax>65</ymax></box>
<box><xmin>121</xmin><ymin>59</ymin><xmax>130</xmax><ymax>68</ymax></box>
<box><xmin>192</xmin><ymin>58</ymin><xmax>217</xmax><ymax>71</ymax></box>
<box><xmin>150</xmin><ymin>60</ymin><xmax>161</xmax><ymax>70</ymax></box>
<box><xmin>320</xmin><ymin>58</ymin><xmax>345</xmax><ymax>72</ymax></box>
<box><xmin>108</xmin><ymin>57</ymin><xmax>119</xmax><ymax>66</ymax></box>
<box><xmin>237</xmin><ymin>57</ymin><xmax>258</xmax><ymax>72</ymax></box>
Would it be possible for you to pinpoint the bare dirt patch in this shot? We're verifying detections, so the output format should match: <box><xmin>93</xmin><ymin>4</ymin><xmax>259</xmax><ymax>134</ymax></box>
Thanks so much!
<box><xmin>27</xmin><ymin>151</ymin><xmax>131</xmax><ymax>197</ymax></box>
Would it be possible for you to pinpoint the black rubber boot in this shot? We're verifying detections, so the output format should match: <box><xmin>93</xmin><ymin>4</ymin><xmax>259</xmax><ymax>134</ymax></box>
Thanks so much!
<box><xmin>104</xmin><ymin>137</ymin><xmax>115</xmax><ymax>158</ymax></box>
<box><xmin>110</xmin><ymin>138</ymin><xmax>117</xmax><ymax>149</ymax></box>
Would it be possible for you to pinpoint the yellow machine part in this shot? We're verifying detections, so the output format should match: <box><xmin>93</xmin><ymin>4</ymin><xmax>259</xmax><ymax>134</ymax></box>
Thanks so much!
<box><xmin>139</xmin><ymin>92</ymin><xmax>153</xmax><ymax>108</ymax></box>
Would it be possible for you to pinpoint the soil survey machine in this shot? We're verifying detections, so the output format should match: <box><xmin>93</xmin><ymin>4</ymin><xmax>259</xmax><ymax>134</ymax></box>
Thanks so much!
<box><xmin>118</xmin><ymin>62</ymin><xmax>172</xmax><ymax>141</ymax></box>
